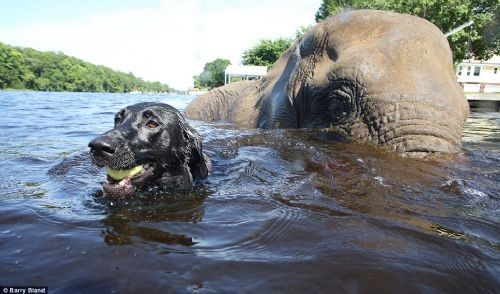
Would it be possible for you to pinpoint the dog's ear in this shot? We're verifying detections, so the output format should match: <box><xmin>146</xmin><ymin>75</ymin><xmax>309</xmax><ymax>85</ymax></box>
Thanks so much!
<box><xmin>183</xmin><ymin>126</ymin><xmax>211</xmax><ymax>180</ymax></box>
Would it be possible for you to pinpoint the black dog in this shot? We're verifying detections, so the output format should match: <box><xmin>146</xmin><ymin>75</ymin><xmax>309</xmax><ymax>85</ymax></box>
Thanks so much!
<box><xmin>88</xmin><ymin>102</ymin><xmax>210</xmax><ymax>198</ymax></box>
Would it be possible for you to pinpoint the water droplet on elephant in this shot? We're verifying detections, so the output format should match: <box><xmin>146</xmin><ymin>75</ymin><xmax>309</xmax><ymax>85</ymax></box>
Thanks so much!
<box><xmin>374</xmin><ymin>176</ymin><xmax>390</xmax><ymax>187</ymax></box>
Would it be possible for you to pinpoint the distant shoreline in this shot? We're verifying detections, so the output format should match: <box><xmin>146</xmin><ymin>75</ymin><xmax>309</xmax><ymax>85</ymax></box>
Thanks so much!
<box><xmin>0</xmin><ymin>42</ymin><xmax>176</xmax><ymax>93</ymax></box>
<box><xmin>0</xmin><ymin>88</ymin><xmax>182</xmax><ymax>95</ymax></box>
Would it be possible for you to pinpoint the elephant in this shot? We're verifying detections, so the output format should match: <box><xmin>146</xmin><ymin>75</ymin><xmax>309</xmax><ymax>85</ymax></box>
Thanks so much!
<box><xmin>186</xmin><ymin>10</ymin><xmax>469</xmax><ymax>155</ymax></box>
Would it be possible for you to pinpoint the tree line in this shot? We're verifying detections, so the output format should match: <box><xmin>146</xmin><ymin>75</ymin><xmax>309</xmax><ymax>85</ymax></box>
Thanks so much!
<box><xmin>0</xmin><ymin>42</ymin><xmax>175</xmax><ymax>93</ymax></box>
<box><xmin>194</xmin><ymin>0</ymin><xmax>498</xmax><ymax>90</ymax></box>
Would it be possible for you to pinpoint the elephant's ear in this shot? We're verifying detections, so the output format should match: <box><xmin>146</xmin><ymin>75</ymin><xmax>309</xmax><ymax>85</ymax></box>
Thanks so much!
<box><xmin>183</xmin><ymin>126</ymin><xmax>211</xmax><ymax>180</ymax></box>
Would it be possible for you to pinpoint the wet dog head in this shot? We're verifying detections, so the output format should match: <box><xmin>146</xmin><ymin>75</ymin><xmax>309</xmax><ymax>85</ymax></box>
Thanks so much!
<box><xmin>88</xmin><ymin>102</ymin><xmax>210</xmax><ymax>198</ymax></box>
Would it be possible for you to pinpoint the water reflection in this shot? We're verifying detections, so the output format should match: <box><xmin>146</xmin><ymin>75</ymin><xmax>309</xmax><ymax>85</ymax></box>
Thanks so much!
<box><xmin>96</xmin><ymin>188</ymin><xmax>208</xmax><ymax>247</ymax></box>
<box><xmin>463</xmin><ymin>112</ymin><xmax>500</xmax><ymax>148</ymax></box>
<box><xmin>101</xmin><ymin>206</ymin><xmax>202</xmax><ymax>247</ymax></box>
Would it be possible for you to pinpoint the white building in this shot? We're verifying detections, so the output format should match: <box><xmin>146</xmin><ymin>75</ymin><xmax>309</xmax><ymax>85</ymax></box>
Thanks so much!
<box><xmin>456</xmin><ymin>55</ymin><xmax>500</xmax><ymax>93</ymax></box>
<box><xmin>224</xmin><ymin>65</ymin><xmax>267</xmax><ymax>85</ymax></box>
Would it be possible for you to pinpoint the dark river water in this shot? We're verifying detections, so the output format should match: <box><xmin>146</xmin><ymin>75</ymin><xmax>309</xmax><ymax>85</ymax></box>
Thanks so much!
<box><xmin>0</xmin><ymin>90</ymin><xmax>499</xmax><ymax>293</ymax></box>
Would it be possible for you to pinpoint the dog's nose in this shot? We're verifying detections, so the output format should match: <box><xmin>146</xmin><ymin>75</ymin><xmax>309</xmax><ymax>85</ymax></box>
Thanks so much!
<box><xmin>88</xmin><ymin>136</ymin><xmax>116</xmax><ymax>156</ymax></box>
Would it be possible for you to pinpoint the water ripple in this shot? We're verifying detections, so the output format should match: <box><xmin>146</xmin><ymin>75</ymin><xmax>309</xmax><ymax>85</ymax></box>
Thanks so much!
<box><xmin>0</xmin><ymin>91</ymin><xmax>499</xmax><ymax>292</ymax></box>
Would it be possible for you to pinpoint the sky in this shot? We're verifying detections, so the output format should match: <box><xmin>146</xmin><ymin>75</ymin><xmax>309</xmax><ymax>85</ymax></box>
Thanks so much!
<box><xmin>0</xmin><ymin>0</ymin><xmax>323</xmax><ymax>90</ymax></box>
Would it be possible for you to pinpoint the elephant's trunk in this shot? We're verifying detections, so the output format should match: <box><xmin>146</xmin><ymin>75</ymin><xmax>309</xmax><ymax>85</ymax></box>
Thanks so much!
<box><xmin>361</xmin><ymin>93</ymin><xmax>469</xmax><ymax>154</ymax></box>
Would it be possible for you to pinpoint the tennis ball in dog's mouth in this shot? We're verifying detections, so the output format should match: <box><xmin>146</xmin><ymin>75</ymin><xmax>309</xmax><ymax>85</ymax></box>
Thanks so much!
<box><xmin>106</xmin><ymin>165</ymin><xmax>144</xmax><ymax>180</ymax></box>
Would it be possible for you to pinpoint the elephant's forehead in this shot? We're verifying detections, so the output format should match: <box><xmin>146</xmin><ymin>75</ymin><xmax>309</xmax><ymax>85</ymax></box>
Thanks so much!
<box><xmin>323</xmin><ymin>10</ymin><xmax>447</xmax><ymax>49</ymax></box>
<box><xmin>302</xmin><ymin>10</ymin><xmax>450</xmax><ymax>69</ymax></box>
<box><xmin>304</xmin><ymin>11</ymin><xmax>454</xmax><ymax>90</ymax></box>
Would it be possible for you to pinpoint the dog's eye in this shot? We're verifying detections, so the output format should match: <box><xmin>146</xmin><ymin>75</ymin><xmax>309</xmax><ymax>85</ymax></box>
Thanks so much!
<box><xmin>146</xmin><ymin>121</ymin><xmax>159</xmax><ymax>128</ymax></box>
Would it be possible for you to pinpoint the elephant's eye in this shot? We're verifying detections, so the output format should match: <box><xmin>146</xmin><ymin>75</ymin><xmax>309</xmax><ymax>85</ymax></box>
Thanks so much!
<box><xmin>327</xmin><ymin>83</ymin><xmax>356</xmax><ymax>125</ymax></box>
<box><xmin>115</xmin><ymin>117</ymin><xmax>122</xmax><ymax>125</ymax></box>
<box><xmin>329</xmin><ymin>90</ymin><xmax>351</xmax><ymax>118</ymax></box>
<box><xmin>146</xmin><ymin>121</ymin><xmax>159</xmax><ymax>129</ymax></box>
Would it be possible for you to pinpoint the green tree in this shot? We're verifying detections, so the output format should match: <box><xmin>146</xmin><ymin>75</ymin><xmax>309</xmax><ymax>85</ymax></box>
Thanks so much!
<box><xmin>0</xmin><ymin>42</ymin><xmax>175</xmax><ymax>93</ymax></box>
<box><xmin>193</xmin><ymin>58</ymin><xmax>230</xmax><ymax>89</ymax></box>
<box><xmin>0</xmin><ymin>44</ymin><xmax>25</xmax><ymax>89</ymax></box>
<box><xmin>314</xmin><ymin>0</ymin><xmax>500</xmax><ymax>62</ymax></box>
<box><xmin>242</xmin><ymin>38</ymin><xmax>293</xmax><ymax>68</ymax></box>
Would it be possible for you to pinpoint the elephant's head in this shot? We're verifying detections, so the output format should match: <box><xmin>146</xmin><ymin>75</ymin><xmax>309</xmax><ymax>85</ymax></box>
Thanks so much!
<box><xmin>258</xmin><ymin>10</ymin><xmax>469</xmax><ymax>154</ymax></box>
<box><xmin>187</xmin><ymin>10</ymin><xmax>469</xmax><ymax>156</ymax></box>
